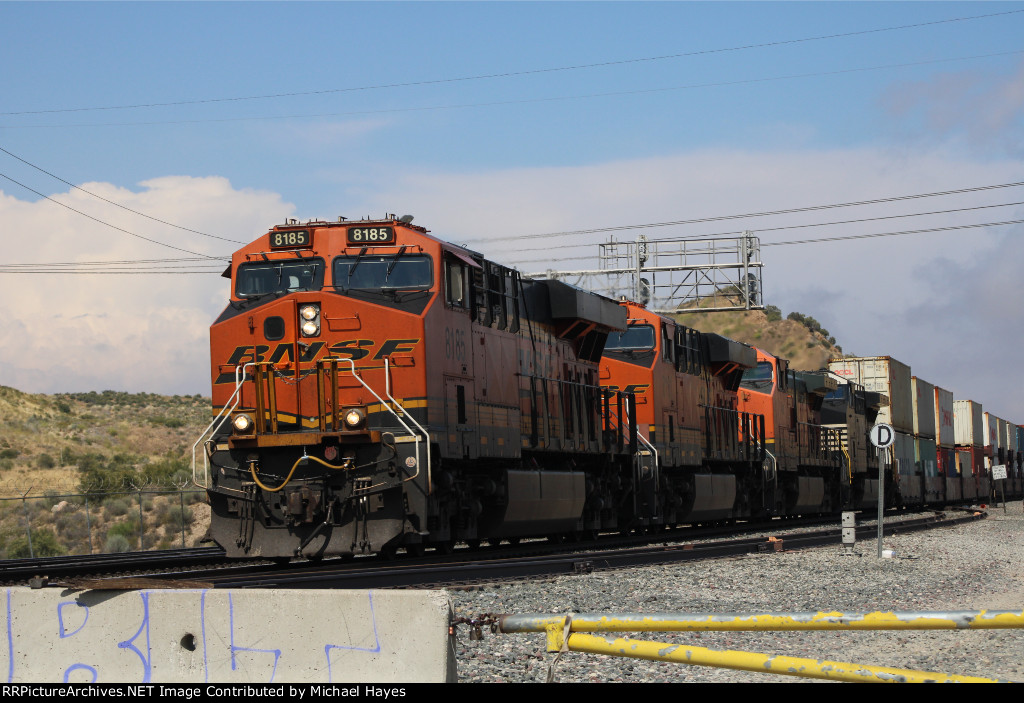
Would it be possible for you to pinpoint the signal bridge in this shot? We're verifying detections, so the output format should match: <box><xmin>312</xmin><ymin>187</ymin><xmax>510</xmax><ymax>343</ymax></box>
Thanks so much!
<box><xmin>526</xmin><ymin>231</ymin><xmax>765</xmax><ymax>314</ymax></box>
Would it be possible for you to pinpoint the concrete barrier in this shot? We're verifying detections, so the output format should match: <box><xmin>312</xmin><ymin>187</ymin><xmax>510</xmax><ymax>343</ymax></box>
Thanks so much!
<box><xmin>1</xmin><ymin>587</ymin><xmax>456</xmax><ymax>683</ymax></box>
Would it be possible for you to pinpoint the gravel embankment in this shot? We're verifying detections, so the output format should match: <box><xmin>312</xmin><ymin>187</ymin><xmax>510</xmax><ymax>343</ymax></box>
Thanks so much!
<box><xmin>452</xmin><ymin>505</ymin><xmax>1024</xmax><ymax>683</ymax></box>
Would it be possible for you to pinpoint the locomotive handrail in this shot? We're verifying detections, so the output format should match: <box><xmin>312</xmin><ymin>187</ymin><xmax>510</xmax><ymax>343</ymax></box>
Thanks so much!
<box><xmin>191</xmin><ymin>362</ymin><xmax>255</xmax><ymax>489</ymax></box>
<box><xmin>326</xmin><ymin>355</ymin><xmax>427</xmax><ymax>489</ymax></box>
<box><xmin>620</xmin><ymin>400</ymin><xmax>659</xmax><ymax>467</ymax></box>
<box><xmin>384</xmin><ymin>356</ymin><xmax>432</xmax><ymax>494</ymax></box>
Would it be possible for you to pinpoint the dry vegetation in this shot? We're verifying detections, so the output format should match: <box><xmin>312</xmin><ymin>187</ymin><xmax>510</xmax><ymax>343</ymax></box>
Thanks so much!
<box><xmin>679</xmin><ymin>303</ymin><xmax>846</xmax><ymax>371</ymax></box>
<box><xmin>0</xmin><ymin>386</ymin><xmax>212</xmax><ymax>557</ymax></box>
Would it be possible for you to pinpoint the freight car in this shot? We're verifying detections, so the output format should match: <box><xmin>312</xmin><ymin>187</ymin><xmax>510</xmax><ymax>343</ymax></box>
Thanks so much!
<box><xmin>193</xmin><ymin>215</ymin><xmax>1018</xmax><ymax>560</ymax></box>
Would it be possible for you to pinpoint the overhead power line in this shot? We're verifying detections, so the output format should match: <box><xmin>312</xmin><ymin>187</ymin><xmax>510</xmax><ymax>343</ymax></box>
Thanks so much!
<box><xmin>2</xmin><ymin>8</ymin><xmax>1019</xmax><ymax>117</ymax></box>
<box><xmin>0</xmin><ymin>171</ymin><xmax>222</xmax><ymax>258</ymax></box>
<box><xmin>5</xmin><ymin>49</ymin><xmax>1023</xmax><ymax>130</ymax></box>
<box><xmin>0</xmin><ymin>145</ymin><xmax>243</xmax><ymax>244</ymax></box>
<box><xmin>466</xmin><ymin>180</ymin><xmax>1024</xmax><ymax>245</ymax></box>
<box><xmin>504</xmin><ymin>215</ymin><xmax>1024</xmax><ymax>268</ymax></box>
<box><xmin>488</xmin><ymin>197</ymin><xmax>1024</xmax><ymax>261</ymax></box>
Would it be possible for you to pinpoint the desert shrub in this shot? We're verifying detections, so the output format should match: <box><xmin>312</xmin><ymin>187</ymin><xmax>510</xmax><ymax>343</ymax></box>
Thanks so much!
<box><xmin>107</xmin><ymin>519</ymin><xmax>141</xmax><ymax>542</ymax></box>
<box><xmin>35</xmin><ymin>453</ymin><xmax>56</xmax><ymax>469</ymax></box>
<box><xmin>0</xmin><ymin>448</ymin><xmax>18</xmax><ymax>459</ymax></box>
<box><xmin>142</xmin><ymin>455</ymin><xmax>190</xmax><ymax>487</ymax></box>
<box><xmin>6</xmin><ymin>529</ymin><xmax>65</xmax><ymax>558</ymax></box>
<box><xmin>77</xmin><ymin>452</ymin><xmax>144</xmax><ymax>493</ymax></box>
<box><xmin>103</xmin><ymin>534</ymin><xmax>131</xmax><ymax>553</ymax></box>
<box><xmin>764</xmin><ymin>305</ymin><xmax>782</xmax><ymax>322</ymax></box>
<box><xmin>54</xmin><ymin>510</ymin><xmax>91</xmax><ymax>552</ymax></box>
<box><xmin>103</xmin><ymin>497</ymin><xmax>132</xmax><ymax>518</ymax></box>
<box><xmin>167</xmin><ymin>505</ymin><xmax>194</xmax><ymax>532</ymax></box>
<box><xmin>149</xmin><ymin>416</ymin><xmax>185</xmax><ymax>429</ymax></box>
<box><xmin>183</xmin><ymin>490</ymin><xmax>207</xmax><ymax>505</ymax></box>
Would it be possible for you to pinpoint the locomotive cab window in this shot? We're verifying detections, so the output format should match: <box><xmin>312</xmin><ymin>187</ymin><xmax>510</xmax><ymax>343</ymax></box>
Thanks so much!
<box><xmin>445</xmin><ymin>258</ymin><xmax>468</xmax><ymax>308</ymax></box>
<box><xmin>236</xmin><ymin>259</ymin><xmax>324</xmax><ymax>298</ymax></box>
<box><xmin>332</xmin><ymin>253</ymin><xmax>432</xmax><ymax>292</ymax></box>
<box><xmin>604</xmin><ymin>324</ymin><xmax>655</xmax><ymax>351</ymax></box>
<box><xmin>740</xmin><ymin>361</ymin><xmax>774</xmax><ymax>390</ymax></box>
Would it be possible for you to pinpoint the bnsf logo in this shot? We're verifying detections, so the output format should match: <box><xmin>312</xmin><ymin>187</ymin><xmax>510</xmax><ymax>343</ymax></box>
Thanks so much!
<box><xmin>604</xmin><ymin>384</ymin><xmax>650</xmax><ymax>394</ymax></box>
<box><xmin>215</xmin><ymin>339</ymin><xmax>419</xmax><ymax>384</ymax></box>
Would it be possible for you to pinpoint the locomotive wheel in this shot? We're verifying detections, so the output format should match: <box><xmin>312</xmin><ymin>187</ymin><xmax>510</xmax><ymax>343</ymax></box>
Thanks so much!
<box><xmin>433</xmin><ymin>541</ymin><xmax>454</xmax><ymax>555</ymax></box>
<box><xmin>379</xmin><ymin>545</ymin><xmax>398</xmax><ymax>560</ymax></box>
<box><xmin>465</xmin><ymin>539</ymin><xmax>482</xmax><ymax>549</ymax></box>
<box><xmin>405</xmin><ymin>544</ymin><xmax>425</xmax><ymax>557</ymax></box>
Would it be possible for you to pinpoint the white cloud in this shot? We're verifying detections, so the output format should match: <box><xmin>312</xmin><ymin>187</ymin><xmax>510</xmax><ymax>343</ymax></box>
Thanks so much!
<box><xmin>356</xmin><ymin>146</ymin><xmax>1024</xmax><ymax>419</ymax></box>
<box><xmin>3</xmin><ymin>149</ymin><xmax>1023</xmax><ymax>426</ymax></box>
<box><xmin>0</xmin><ymin>176</ymin><xmax>294</xmax><ymax>395</ymax></box>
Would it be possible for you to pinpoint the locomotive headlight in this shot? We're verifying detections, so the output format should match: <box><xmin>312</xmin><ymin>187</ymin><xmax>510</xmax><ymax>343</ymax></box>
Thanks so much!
<box><xmin>232</xmin><ymin>413</ymin><xmax>254</xmax><ymax>433</ymax></box>
<box><xmin>343</xmin><ymin>408</ymin><xmax>366</xmax><ymax>429</ymax></box>
<box><xmin>299</xmin><ymin>304</ymin><xmax>320</xmax><ymax>337</ymax></box>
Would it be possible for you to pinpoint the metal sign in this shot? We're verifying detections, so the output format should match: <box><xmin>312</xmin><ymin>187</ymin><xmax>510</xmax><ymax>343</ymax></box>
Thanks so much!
<box><xmin>992</xmin><ymin>464</ymin><xmax>1007</xmax><ymax>481</ymax></box>
<box><xmin>869</xmin><ymin>423</ymin><xmax>895</xmax><ymax>449</ymax></box>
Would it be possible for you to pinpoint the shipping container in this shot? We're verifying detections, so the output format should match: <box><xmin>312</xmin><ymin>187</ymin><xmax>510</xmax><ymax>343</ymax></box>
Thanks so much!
<box><xmin>933</xmin><ymin>386</ymin><xmax>954</xmax><ymax>448</ymax></box>
<box><xmin>955</xmin><ymin>448</ymin><xmax>979</xmax><ymax>501</ymax></box>
<box><xmin>892</xmin><ymin>430</ymin><xmax>922</xmax><ymax>504</ymax></box>
<box><xmin>916</xmin><ymin>437</ymin><xmax>942</xmax><ymax>503</ymax></box>
<box><xmin>953</xmin><ymin>400</ymin><xmax>984</xmax><ymax>446</ymax></box>
<box><xmin>911</xmin><ymin>377</ymin><xmax>936</xmax><ymax>439</ymax></box>
<box><xmin>827</xmin><ymin>357</ymin><xmax>913</xmax><ymax>433</ymax></box>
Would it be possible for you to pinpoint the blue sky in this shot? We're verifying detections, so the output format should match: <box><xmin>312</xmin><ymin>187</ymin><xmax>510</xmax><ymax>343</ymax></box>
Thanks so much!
<box><xmin>2</xmin><ymin>1</ymin><xmax>1024</xmax><ymax>422</ymax></box>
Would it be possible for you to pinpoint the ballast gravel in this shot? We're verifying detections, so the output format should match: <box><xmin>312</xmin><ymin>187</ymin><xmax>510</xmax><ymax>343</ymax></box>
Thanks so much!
<box><xmin>451</xmin><ymin>505</ymin><xmax>1024</xmax><ymax>683</ymax></box>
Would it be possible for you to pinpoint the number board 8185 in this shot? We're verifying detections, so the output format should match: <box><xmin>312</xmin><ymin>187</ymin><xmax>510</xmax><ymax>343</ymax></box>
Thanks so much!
<box><xmin>347</xmin><ymin>226</ymin><xmax>395</xmax><ymax>244</ymax></box>
<box><xmin>269</xmin><ymin>230</ymin><xmax>311</xmax><ymax>248</ymax></box>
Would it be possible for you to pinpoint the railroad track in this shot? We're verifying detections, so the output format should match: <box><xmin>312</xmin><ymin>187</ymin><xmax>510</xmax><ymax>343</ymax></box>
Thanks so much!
<box><xmin>11</xmin><ymin>509</ymin><xmax>985</xmax><ymax>591</ymax></box>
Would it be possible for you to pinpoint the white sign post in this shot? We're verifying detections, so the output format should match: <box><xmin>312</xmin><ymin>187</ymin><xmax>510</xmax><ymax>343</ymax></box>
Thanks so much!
<box><xmin>992</xmin><ymin>464</ymin><xmax>1007</xmax><ymax>513</ymax></box>
<box><xmin>870</xmin><ymin>424</ymin><xmax>895</xmax><ymax>558</ymax></box>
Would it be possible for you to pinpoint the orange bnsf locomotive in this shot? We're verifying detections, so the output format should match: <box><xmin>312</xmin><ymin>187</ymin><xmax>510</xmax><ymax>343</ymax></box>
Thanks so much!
<box><xmin>196</xmin><ymin>216</ymin><xmax>1019</xmax><ymax>560</ymax></box>
<box><xmin>199</xmin><ymin>216</ymin><xmax>637</xmax><ymax>558</ymax></box>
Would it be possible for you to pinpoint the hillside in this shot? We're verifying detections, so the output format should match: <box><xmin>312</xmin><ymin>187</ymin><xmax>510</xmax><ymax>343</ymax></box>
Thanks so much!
<box><xmin>677</xmin><ymin>304</ymin><xmax>845</xmax><ymax>371</ymax></box>
<box><xmin>0</xmin><ymin>386</ymin><xmax>210</xmax><ymax>495</ymax></box>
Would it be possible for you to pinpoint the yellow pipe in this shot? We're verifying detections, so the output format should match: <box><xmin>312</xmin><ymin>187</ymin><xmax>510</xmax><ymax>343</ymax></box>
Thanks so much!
<box><xmin>561</xmin><ymin>632</ymin><xmax>1003</xmax><ymax>683</ymax></box>
<box><xmin>508</xmin><ymin>609</ymin><xmax>1024</xmax><ymax>634</ymax></box>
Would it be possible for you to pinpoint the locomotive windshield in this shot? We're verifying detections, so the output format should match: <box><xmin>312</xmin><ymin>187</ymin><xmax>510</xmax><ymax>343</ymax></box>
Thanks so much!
<box><xmin>740</xmin><ymin>361</ymin><xmax>774</xmax><ymax>390</ymax></box>
<box><xmin>236</xmin><ymin>260</ymin><xmax>324</xmax><ymax>298</ymax></box>
<box><xmin>604</xmin><ymin>324</ymin><xmax>655</xmax><ymax>351</ymax></box>
<box><xmin>333</xmin><ymin>254</ymin><xmax>433</xmax><ymax>291</ymax></box>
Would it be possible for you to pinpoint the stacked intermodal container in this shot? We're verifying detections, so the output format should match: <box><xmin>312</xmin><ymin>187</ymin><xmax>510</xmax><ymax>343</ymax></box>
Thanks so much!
<box><xmin>933</xmin><ymin>386</ymin><xmax>959</xmax><ymax>502</ymax></box>
<box><xmin>1005</xmin><ymin>420</ymin><xmax>1020</xmax><ymax>495</ymax></box>
<box><xmin>912</xmin><ymin>377</ymin><xmax>941</xmax><ymax>502</ymax></box>
<box><xmin>953</xmin><ymin>399</ymin><xmax>983</xmax><ymax>501</ymax></box>
<box><xmin>828</xmin><ymin>357</ymin><xmax>920</xmax><ymax>504</ymax></box>
<box><xmin>982</xmin><ymin>412</ymin><xmax>1000</xmax><ymax>500</ymax></box>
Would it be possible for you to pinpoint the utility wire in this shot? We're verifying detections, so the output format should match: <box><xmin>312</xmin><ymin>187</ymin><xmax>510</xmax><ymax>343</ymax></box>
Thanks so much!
<box><xmin>762</xmin><ymin>218</ymin><xmax>1024</xmax><ymax>247</ymax></box>
<box><xmin>0</xmin><ymin>171</ymin><xmax>221</xmax><ymax>258</ymax></box>
<box><xmin>5</xmin><ymin>49</ymin><xmax>1022</xmax><ymax>130</ymax></box>
<box><xmin>2</xmin><ymin>8</ymin><xmax>1019</xmax><ymax>116</ymax></box>
<box><xmin>489</xmin><ymin>198</ymin><xmax>1024</xmax><ymax>262</ymax></box>
<box><xmin>467</xmin><ymin>180</ymin><xmax>1024</xmax><ymax>245</ymax></box>
<box><xmin>0</xmin><ymin>146</ymin><xmax>243</xmax><ymax>244</ymax></box>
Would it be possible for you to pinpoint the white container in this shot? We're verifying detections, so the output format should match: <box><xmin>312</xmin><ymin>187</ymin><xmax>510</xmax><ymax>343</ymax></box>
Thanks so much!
<box><xmin>934</xmin><ymin>386</ymin><xmax>954</xmax><ymax>449</ymax></box>
<box><xmin>911</xmin><ymin>377</ymin><xmax>936</xmax><ymax>439</ymax></box>
<box><xmin>954</xmin><ymin>400</ymin><xmax>984</xmax><ymax>447</ymax></box>
<box><xmin>828</xmin><ymin>357</ymin><xmax>913</xmax><ymax>433</ymax></box>
<box><xmin>984</xmin><ymin>413</ymin><xmax>1003</xmax><ymax>451</ymax></box>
